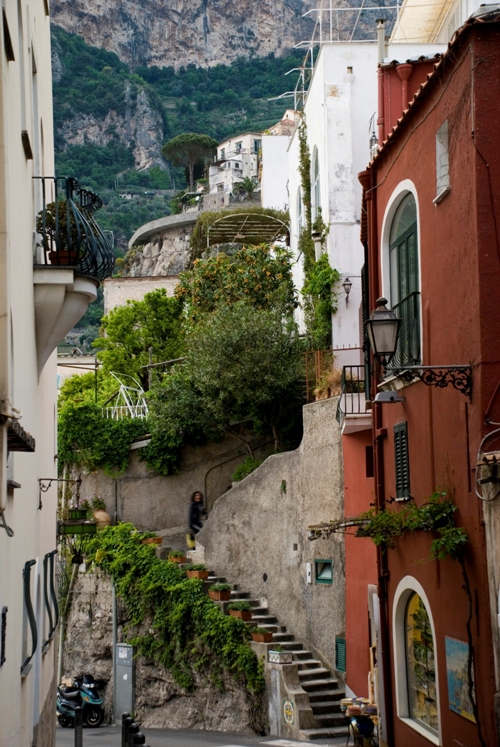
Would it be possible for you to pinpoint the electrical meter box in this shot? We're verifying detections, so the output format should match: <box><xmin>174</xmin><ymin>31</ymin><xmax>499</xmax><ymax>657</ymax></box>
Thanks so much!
<box><xmin>115</xmin><ymin>644</ymin><xmax>135</xmax><ymax>722</ymax></box>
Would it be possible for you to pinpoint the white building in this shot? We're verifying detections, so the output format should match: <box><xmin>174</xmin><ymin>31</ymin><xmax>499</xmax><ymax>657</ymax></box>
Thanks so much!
<box><xmin>287</xmin><ymin>43</ymin><xmax>380</xmax><ymax>364</ymax></box>
<box><xmin>0</xmin><ymin>3</ymin><xmax>113</xmax><ymax>744</ymax></box>
<box><xmin>208</xmin><ymin>132</ymin><xmax>262</xmax><ymax>203</ymax></box>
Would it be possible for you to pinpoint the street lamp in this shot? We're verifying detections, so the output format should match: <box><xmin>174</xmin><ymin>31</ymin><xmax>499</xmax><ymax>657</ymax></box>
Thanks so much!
<box><xmin>342</xmin><ymin>277</ymin><xmax>352</xmax><ymax>305</ymax></box>
<box><xmin>365</xmin><ymin>297</ymin><xmax>401</xmax><ymax>367</ymax></box>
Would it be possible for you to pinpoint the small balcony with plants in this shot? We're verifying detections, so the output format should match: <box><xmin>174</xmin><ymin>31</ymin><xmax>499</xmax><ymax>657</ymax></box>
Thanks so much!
<box><xmin>336</xmin><ymin>364</ymin><xmax>371</xmax><ymax>434</ymax></box>
<box><xmin>33</xmin><ymin>176</ymin><xmax>115</xmax><ymax>374</ymax></box>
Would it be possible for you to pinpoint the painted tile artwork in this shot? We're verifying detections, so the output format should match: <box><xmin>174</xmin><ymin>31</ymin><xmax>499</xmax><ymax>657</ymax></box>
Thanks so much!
<box><xmin>445</xmin><ymin>637</ymin><xmax>475</xmax><ymax>722</ymax></box>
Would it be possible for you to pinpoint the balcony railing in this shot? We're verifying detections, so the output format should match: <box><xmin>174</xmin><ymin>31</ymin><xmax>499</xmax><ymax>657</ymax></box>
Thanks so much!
<box><xmin>389</xmin><ymin>291</ymin><xmax>421</xmax><ymax>369</ymax></box>
<box><xmin>34</xmin><ymin>177</ymin><xmax>115</xmax><ymax>281</ymax></box>
<box><xmin>336</xmin><ymin>365</ymin><xmax>366</xmax><ymax>425</ymax></box>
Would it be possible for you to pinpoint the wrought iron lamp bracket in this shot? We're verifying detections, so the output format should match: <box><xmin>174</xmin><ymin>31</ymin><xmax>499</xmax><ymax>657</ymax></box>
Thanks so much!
<box><xmin>388</xmin><ymin>365</ymin><xmax>473</xmax><ymax>401</ymax></box>
<box><xmin>38</xmin><ymin>476</ymin><xmax>82</xmax><ymax>511</ymax></box>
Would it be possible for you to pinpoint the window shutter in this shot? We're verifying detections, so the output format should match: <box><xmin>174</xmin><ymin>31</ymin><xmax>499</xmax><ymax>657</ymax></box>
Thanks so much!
<box><xmin>394</xmin><ymin>421</ymin><xmax>410</xmax><ymax>499</ymax></box>
<box><xmin>335</xmin><ymin>637</ymin><xmax>346</xmax><ymax>673</ymax></box>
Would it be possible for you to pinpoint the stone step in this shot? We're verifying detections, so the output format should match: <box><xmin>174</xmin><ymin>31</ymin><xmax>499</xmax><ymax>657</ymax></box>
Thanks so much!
<box><xmin>230</xmin><ymin>591</ymin><xmax>251</xmax><ymax>599</ymax></box>
<box><xmin>301</xmin><ymin>678</ymin><xmax>340</xmax><ymax>692</ymax></box>
<box><xmin>298</xmin><ymin>667</ymin><xmax>332</xmax><ymax>682</ymax></box>
<box><xmin>251</xmin><ymin>605</ymin><xmax>271</xmax><ymax>614</ymax></box>
<box><xmin>252</xmin><ymin>615</ymin><xmax>278</xmax><ymax>625</ymax></box>
<box><xmin>300</xmin><ymin>726</ymin><xmax>349</xmax><ymax>740</ymax></box>
<box><xmin>275</xmin><ymin>641</ymin><xmax>303</xmax><ymax>651</ymax></box>
<box><xmin>251</xmin><ymin>623</ymin><xmax>286</xmax><ymax>634</ymax></box>
<box><xmin>308</xmin><ymin>689</ymin><xmax>344</xmax><ymax>703</ymax></box>
<box><xmin>314</xmin><ymin>713</ymin><xmax>347</xmax><ymax>728</ymax></box>
<box><xmin>271</xmin><ymin>632</ymin><xmax>295</xmax><ymax>642</ymax></box>
<box><xmin>311</xmin><ymin>698</ymin><xmax>344</xmax><ymax>714</ymax></box>
<box><xmin>293</xmin><ymin>650</ymin><xmax>313</xmax><ymax>660</ymax></box>
<box><xmin>297</xmin><ymin>659</ymin><xmax>322</xmax><ymax>670</ymax></box>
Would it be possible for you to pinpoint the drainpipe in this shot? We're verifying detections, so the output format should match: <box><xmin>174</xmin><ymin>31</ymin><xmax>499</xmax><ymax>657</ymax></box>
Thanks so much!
<box><xmin>368</xmin><ymin>159</ymin><xmax>395</xmax><ymax>747</ymax></box>
<box><xmin>376</xmin><ymin>20</ymin><xmax>387</xmax><ymax>146</ymax></box>
<box><xmin>396</xmin><ymin>63</ymin><xmax>413</xmax><ymax>114</ymax></box>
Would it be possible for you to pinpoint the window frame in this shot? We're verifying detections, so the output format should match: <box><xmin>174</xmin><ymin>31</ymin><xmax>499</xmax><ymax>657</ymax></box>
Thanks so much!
<box><xmin>392</xmin><ymin>577</ymin><xmax>442</xmax><ymax>746</ymax></box>
<box><xmin>380</xmin><ymin>182</ymin><xmax>422</xmax><ymax>370</ymax></box>
<box><xmin>314</xmin><ymin>558</ymin><xmax>333</xmax><ymax>585</ymax></box>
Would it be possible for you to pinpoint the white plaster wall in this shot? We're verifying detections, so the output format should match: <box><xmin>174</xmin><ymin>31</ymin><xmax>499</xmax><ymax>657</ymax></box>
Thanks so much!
<box><xmin>0</xmin><ymin>2</ymin><xmax>58</xmax><ymax>745</ymax></box>
<box><xmin>261</xmin><ymin>136</ymin><xmax>290</xmax><ymax>211</ymax></box>
<box><xmin>287</xmin><ymin>43</ymin><xmax>378</xmax><ymax>359</ymax></box>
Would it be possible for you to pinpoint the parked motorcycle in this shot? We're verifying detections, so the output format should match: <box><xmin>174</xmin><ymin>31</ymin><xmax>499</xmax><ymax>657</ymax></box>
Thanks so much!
<box><xmin>57</xmin><ymin>673</ymin><xmax>104</xmax><ymax>728</ymax></box>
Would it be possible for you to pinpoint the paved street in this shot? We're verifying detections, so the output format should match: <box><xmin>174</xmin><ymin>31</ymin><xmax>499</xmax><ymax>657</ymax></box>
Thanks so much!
<box><xmin>55</xmin><ymin>726</ymin><xmax>346</xmax><ymax>747</ymax></box>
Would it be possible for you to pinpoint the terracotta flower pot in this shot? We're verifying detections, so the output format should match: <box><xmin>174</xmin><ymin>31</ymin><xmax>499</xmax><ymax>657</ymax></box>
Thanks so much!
<box><xmin>48</xmin><ymin>249</ymin><xmax>80</xmax><ymax>265</ymax></box>
<box><xmin>251</xmin><ymin>631</ymin><xmax>273</xmax><ymax>643</ymax></box>
<box><xmin>186</xmin><ymin>570</ymin><xmax>209</xmax><ymax>580</ymax></box>
<box><xmin>209</xmin><ymin>590</ymin><xmax>231</xmax><ymax>601</ymax></box>
<box><xmin>93</xmin><ymin>510</ymin><xmax>111</xmax><ymax>529</ymax></box>
<box><xmin>168</xmin><ymin>555</ymin><xmax>186</xmax><ymax>563</ymax></box>
<box><xmin>229</xmin><ymin>609</ymin><xmax>252</xmax><ymax>621</ymax></box>
<box><xmin>142</xmin><ymin>537</ymin><xmax>162</xmax><ymax>546</ymax></box>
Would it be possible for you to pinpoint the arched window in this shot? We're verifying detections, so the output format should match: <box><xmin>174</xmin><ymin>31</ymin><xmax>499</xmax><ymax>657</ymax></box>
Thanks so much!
<box><xmin>312</xmin><ymin>148</ymin><xmax>321</xmax><ymax>221</ymax></box>
<box><xmin>405</xmin><ymin>592</ymin><xmax>438</xmax><ymax>735</ymax></box>
<box><xmin>389</xmin><ymin>193</ymin><xmax>421</xmax><ymax>366</ymax></box>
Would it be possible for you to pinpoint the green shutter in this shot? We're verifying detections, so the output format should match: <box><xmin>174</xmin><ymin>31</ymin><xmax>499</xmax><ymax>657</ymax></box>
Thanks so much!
<box><xmin>335</xmin><ymin>637</ymin><xmax>346</xmax><ymax>673</ymax></box>
<box><xmin>394</xmin><ymin>421</ymin><xmax>410</xmax><ymax>499</ymax></box>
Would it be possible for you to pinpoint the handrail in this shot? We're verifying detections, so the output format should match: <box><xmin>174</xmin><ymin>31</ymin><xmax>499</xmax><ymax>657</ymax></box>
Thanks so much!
<box><xmin>389</xmin><ymin>291</ymin><xmax>421</xmax><ymax>369</ymax></box>
<box><xmin>33</xmin><ymin>176</ymin><xmax>114</xmax><ymax>281</ymax></box>
<box><xmin>336</xmin><ymin>365</ymin><xmax>366</xmax><ymax>424</ymax></box>
<box><xmin>42</xmin><ymin>550</ymin><xmax>58</xmax><ymax>653</ymax></box>
<box><xmin>21</xmin><ymin>559</ymin><xmax>37</xmax><ymax>676</ymax></box>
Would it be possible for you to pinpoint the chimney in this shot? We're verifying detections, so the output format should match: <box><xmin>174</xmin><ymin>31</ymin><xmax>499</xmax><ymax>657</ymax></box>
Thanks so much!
<box><xmin>376</xmin><ymin>19</ymin><xmax>386</xmax><ymax>64</ymax></box>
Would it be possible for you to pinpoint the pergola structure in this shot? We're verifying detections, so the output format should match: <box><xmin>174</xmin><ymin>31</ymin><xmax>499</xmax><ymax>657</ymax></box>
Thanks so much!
<box><xmin>206</xmin><ymin>212</ymin><xmax>289</xmax><ymax>247</ymax></box>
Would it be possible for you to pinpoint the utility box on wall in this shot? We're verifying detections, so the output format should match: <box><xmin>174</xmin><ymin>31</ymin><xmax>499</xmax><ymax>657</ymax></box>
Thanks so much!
<box><xmin>114</xmin><ymin>644</ymin><xmax>135</xmax><ymax>722</ymax></box>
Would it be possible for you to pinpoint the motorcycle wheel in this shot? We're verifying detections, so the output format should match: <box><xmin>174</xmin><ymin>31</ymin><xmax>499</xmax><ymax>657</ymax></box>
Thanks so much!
<box><xmin>85</xmin><ymin>706</ymin><xmax>104</xmax><ymax>728</ymax></box>
<box><xmin>57</xmin><ymin>714</ymin><xmax>74</xmax><ymax>728</ymax></box>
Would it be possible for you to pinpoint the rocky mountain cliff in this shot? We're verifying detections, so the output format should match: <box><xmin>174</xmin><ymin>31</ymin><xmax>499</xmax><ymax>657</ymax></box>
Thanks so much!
<box><xmin>51</xmin><ymin>0</ymin><xmax>314</xmax><ymax>69</ymax></box>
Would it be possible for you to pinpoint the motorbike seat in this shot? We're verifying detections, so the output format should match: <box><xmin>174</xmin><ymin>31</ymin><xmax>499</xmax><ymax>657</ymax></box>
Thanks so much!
<box><xmin>59</xmin><ymin>687</ymin><xmax>81</xmax><ymax>700</ymax></box>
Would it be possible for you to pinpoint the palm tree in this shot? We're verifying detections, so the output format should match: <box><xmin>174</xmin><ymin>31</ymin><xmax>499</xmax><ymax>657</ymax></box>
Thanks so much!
<box><xmin>234</xmin><ymin>176</ymin><xmax>258</xmax><ymax>199</ymax></box>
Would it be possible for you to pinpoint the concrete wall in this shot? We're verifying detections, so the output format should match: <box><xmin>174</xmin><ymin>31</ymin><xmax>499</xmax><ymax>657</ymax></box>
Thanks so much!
<box><xmin>77</xmin><ymin>435</ymin><xmax>273</xmax><ymax>550</ymax></box>
<box><xmin>198</xmin><ymin>398</ymin><xmax>345</xmax><ymax>671</ymax></box>
<box><xmin>103</xmin><ymin>275</ymin><xmax>179</xmax><ymax>314</ymax></box>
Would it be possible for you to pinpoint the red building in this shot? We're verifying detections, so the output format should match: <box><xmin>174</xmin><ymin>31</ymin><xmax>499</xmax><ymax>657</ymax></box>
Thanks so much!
<box><xmin>344</xmin><ymin>8</ymin><xmax>500</xmax><ymax>747</ymax></box>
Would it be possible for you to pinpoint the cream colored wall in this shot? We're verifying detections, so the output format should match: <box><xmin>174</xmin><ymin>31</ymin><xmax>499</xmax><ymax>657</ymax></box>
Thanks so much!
<box><xmin>103</xmin><ymin>275</ymin><xmax>179</xmax><ymax>314</ymax></box>
<box><xmin>0</xmin><ymin>2</ymin><xmax>58</xmax><ymax>746</ymax></box>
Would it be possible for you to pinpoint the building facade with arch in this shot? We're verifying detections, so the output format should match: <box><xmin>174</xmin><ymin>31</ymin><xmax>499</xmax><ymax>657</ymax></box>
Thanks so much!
<box><xmin>353</xmin><ymin>12</ymin><xmax>500</xmax><ymax>746</ymax></box>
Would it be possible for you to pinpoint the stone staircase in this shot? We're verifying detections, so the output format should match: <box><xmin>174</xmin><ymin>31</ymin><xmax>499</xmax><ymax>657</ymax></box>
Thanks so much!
<box><xmin>206</xmin><ymin>570</ymin><xmax>349</xmax><ymax>741</ymax></box>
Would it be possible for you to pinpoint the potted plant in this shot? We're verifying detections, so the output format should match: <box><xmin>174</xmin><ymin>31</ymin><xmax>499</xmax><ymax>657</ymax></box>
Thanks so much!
<box><xmin>208</xmin><ymin>582</ymin><xmax>231</xmax><ymax>601</ymax></box>
<box><xmin>251</xmin><ymin>627</ymin><xmax>273</xmax><ymax>643</ymax></box>
<box><xmin>186</xmin><ymin>564</ymin><xmax>209</xmax><ymax>580</ymax></box>
<box><xmin>228</xmin><ymin>600</ymin><xmax>253</xmax><ymax>621</ymax></box>
<box><xmin>36</xmin><ymin>201</ymin><xmax>84</xmax><ymax>265</ymax></box>
<box><xmin>91</xmin><ymin>495</ymin><xmax>111</xmax><ymax>529</ymax></box>
<box><xmin>168</xmin><ymin>549</ymin><xmax>187</xmax><ymax>563</ymax></box>
<box><xmin>268</xmin><ymin>644</ymin><xmax>293</xmax><ymax>664</ymax></box>
<box><xmin>142</xmin><ymin>536</ymin><xmax>163</xmax><ymax>547</ymax></box>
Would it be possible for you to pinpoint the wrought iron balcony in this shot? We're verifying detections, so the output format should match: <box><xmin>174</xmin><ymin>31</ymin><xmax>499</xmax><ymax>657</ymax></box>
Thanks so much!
<box><xmin>389</xmin><ymin>291</ymin><xmax>421</xmax><ymax>369</ymax></box>
<box><xmin>336</xmin><ymin>365</ymin><xmax>371</xmax><ymax>433</ymax></box>
<box><xmin>34</xmin><ymin>177</ymin><xmax>114</xmax><ymax>281</ymax></box>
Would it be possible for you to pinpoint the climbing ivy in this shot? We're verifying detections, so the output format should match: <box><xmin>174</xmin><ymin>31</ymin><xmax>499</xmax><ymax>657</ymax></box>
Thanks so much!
<box><xmin>297</xmin><ymin>117</ymin><xmax>340</xmax><ymax>347</ymax></box>
<box><xmin>86</xmin><ymin>523</ymin><xmax>265</xmax><ymax>694</ymax></box>
<box><xmin>354</xmin><ymin>492</ymin><xmax>468</xmax><ymax>561</ymax></box>
<box><xmin>302</xmin><ymin>254</ymin><xmax>340</xmax><ymax>350</ymax></box>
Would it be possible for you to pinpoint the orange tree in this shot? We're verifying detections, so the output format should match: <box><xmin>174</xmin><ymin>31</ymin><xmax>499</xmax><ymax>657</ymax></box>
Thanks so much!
<box><xmin>175</xmin><ymin>244</ymin><xmax>297</xmax><ymax>320</ymax></box>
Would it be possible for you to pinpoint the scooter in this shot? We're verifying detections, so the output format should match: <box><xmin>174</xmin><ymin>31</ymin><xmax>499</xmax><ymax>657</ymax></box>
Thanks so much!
<box><xmin>57</xmin><ymin>673</ymin><xmax>104</xmax><ymax>728</ymax></box>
